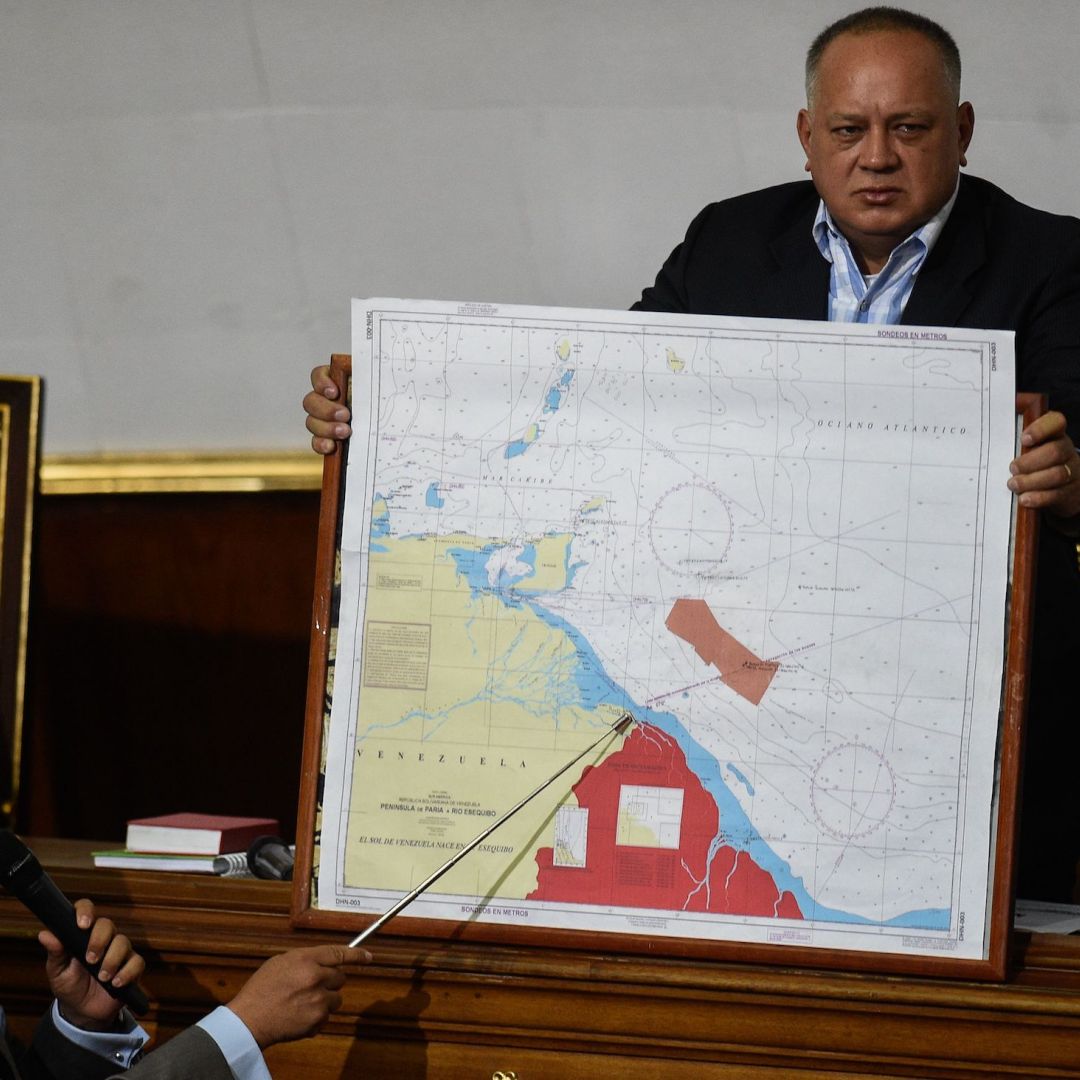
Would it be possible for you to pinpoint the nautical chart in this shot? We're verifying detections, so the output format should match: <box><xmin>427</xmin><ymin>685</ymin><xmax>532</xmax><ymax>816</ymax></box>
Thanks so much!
<box><xmin>317</xmin><ymin>298</ymin><xmax>1016</xmax><ymax>961</ymax></box>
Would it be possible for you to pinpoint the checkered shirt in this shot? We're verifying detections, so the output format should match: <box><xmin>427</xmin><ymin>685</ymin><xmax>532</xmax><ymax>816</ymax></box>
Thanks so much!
<box><xmin>812</xmin><ymin>183</ymin><xmax>959</xmax><ymax>324</ymax></box>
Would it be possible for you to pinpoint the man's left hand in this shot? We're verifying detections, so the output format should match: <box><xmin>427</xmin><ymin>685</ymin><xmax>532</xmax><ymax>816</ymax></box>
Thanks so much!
<box><xmin>1008</xmin><ymin>410</ymin><xmax>1080</xmax><ymax>520</ymax></box>
<box><xmin>39</xmin><ymin>898</ymin><xmax>146</xmax><ymax>1031</ymax></box>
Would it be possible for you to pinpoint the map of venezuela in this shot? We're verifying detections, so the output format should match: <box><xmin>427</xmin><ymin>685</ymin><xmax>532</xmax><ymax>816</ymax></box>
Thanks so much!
<box><xmin>318</xmin><ymin>299</ymin><xmax>1016</xmax><ymax>963</ymax></box>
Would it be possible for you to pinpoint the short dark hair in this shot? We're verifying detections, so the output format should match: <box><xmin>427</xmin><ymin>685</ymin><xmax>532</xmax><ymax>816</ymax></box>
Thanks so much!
<box><xmin>806</xmin><ymin>6</ymin><xmax>961</xmax><ymax>106</ymax></box>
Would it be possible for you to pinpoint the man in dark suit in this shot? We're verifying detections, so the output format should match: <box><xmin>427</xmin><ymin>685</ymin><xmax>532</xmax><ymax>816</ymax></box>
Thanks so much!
<box><xmin>630</xmin><ymin>8</ymin><xmax>1080</xmax><ymax>902</ymax></box>
<box><xmin>4</xmin><ymin>898</ymin><xmax>368</xmax><ymax>1079</ymax></box>
<box><xmin>302</xmin><ymin>6</ymin><xmax>1080</xmax><ymax>900</ymax></box>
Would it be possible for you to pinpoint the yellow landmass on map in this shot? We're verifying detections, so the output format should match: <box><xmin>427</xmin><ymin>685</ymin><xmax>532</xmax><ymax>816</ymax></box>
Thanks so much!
<box><xmin>521</xmin><ymin>532</ymin><xmax>575</xmax><ymax>592</ymax></box>
<box><xmin>616</xmin><ymin>811</ymin><xmax>663</xmax><ymax>848</ymax></box>
<box><xmin>556</xmin><ymin>338</ymin><xmax>572</xmax><ymax>362</ymax></box>
<box><xmin>665</xmin><ymin>347</ymin><xmax>686</xmax><ymax>373</ymax></box>
<box><xmin>345</xmin><ymin>532</ymin><xmax>627</xmax><ymax>898</ymax></box>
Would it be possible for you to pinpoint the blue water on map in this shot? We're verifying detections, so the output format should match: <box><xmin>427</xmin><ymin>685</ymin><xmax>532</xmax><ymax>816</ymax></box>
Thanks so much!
<box><xmin>506</xmin><ymin>373</ymin><xmax>576</xmax><ymax>456</ymax></box>
<box><xmin>370</xmin><ymin>494</ymin><xmax>390</xmax><ymax>552</ymax></box>
<box><xmin>425</xmin><ymin>482</ymin><xmax>445</xmax><ymax>509</ymax></box>
<box><xmin>447</xmin><ymin>545</ymin><xmax>495</xmax><ymax>582</ymax></box>
<box><xmin>727</xmin><ymin>764</ymin><xmax>756</xmax><ymax>797</ymax></box>
<box><xmin>544</xmin><ymin>370</ymin><xmax>575</xmax><ymax>413</ymax></box>
<box><xmin>882</xmin><ymin>908</ymin><xmax>950</xmax><ymax>929</ymax></box>
<box><xmin>447</xmin><ymin>540</ymin><xmax>584</xmax><ymax>596</ymax></box>
<box><xmin>439</xmin><ymin>537</ymin><xmax>948</xmax><ymax>931</ymax></box>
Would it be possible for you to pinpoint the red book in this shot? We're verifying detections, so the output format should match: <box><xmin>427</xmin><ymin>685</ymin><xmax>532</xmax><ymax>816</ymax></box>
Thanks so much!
<box><xmin>125</xmin><ymin>812</ymin><xmax>280</xmax><ymax>855</ymax></box>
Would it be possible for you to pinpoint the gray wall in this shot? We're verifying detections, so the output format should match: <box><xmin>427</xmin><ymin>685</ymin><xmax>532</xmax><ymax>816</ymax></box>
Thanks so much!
<box><xmin>3</xmin><ymin>0</ymin><xmax>1078</xmax><ymax>453</ymax></box>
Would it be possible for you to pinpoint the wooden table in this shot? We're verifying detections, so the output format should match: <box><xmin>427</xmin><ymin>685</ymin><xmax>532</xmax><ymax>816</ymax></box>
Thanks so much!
<box><xmin>1</xmin><ymin>839</ymin><xmax>1079</xmax><ymax>1078</ymax></box>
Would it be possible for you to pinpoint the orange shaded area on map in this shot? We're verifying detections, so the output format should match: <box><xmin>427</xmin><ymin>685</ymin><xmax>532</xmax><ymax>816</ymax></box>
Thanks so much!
<box><xmin>529</xmin><ymin>725</ymin><xmax>802</xmax><ymax>919</ymax></box>
<box><xmin>665</xmin><ymin>598</ymin><xmax>779</xmax><ymax>705</ymax></box>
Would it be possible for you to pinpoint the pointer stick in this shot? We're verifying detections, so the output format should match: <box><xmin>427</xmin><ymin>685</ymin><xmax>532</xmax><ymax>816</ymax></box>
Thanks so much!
<box><xmin>348</xmin><ymin>713</ymin><xmax>634</xmax><ymax>946</ymax></box>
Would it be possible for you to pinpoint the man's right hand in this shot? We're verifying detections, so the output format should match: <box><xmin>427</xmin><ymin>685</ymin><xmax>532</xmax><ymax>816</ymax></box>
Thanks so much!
<box><xmin>303</xmin><ymin>365</ymin><xmax>352</xmax><ymax>455</ymax></box>
<box><xmin>225</xmin><ymin>944</ymin><xmax>370</xmax><ymax>1048</ymax></box>
<box><xmin>40</xmin><ymin>898</ymin><xmax>146</xmax><ymax>1032</ymax></box>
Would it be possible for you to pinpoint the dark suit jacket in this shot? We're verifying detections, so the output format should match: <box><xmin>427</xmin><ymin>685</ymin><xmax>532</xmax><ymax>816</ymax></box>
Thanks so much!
<box><xmin>635</xmin><ymin>173</ymin><xmax>1080</xmax><ymax>427</ymax></box>
<box><xmin>635</xmin><ymin>173</ymin><xmax>1080</xmax><ymax>900</ymax></box>
<box><xmin>8</xmin><ymin>1011</ymin><xmax>233</xmax><ymax>1080</ymax></box>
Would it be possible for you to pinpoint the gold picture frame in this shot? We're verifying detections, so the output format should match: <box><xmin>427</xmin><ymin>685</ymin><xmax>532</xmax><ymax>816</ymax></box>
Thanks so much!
<box><xmin>0</xmin><ymin>376</ymin><xmax>41</xmax><ymax>826</ymax></box>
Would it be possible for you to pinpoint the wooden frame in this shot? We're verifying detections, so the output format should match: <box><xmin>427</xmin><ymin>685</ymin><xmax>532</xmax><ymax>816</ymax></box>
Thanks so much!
<box><xmin>0</xmin><ymin>376</ymin><xmax>41</xmax><ymax>826</ymax></box>
<box><xmin>294</xmin><ymin>355</ymin><xmax>352</xmax><ymax>924</ymax></box>
<box><xmin>292</xmin><ymin>352</ymin><xmax>1040</xmax><ymax>983</ymax></box>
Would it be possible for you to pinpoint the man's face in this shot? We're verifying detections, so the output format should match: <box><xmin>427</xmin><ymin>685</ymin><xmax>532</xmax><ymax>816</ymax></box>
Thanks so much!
<box><xmin>796</xmin><ymin>29</ymin><xmax>974</xmax><ymax>273</ymax></box>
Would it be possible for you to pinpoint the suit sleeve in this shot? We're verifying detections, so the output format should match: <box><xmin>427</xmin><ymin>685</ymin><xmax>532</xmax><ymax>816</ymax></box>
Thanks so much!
<box><xmin>18</xmin><ymin>1013</ymin><xmax>235</xmax><ymax>1080</ymax></box>
<box><xmin>631</xmin><ymin>204</ymin><xmax>715</xmax><ymax>313</ymax></box>
<box><xmin>109</xmin><ymin>1027</ymin><xmax>235</xmax><ymax>1080</ymax></box>
<box><xmin>19</xmin><ymin>1010</ymin><xmax>127</xmax><ymax>1080</ymax></box>
<box><xmin>1015</xmin><ymin>227</ymin><xmax>1080</xmax><ymax>446</ymax></box>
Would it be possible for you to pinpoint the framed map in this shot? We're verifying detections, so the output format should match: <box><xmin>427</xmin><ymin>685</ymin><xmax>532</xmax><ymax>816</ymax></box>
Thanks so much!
<box><xmin>292</xmin><ymin>300</ymin><xmax>1036</xmax><ymax>981</ymax></box>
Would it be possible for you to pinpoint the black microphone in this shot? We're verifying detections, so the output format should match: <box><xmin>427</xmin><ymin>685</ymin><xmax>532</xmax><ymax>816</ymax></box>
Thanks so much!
<box><xmin>0</xmin><ymin>830</ymin><xmax>149</xmax><ymax>1015</ymax></box>
<box><xmin>246</xmin><ymin>835</ymin><xmax>294</xmax><ymax>881</ymax></box>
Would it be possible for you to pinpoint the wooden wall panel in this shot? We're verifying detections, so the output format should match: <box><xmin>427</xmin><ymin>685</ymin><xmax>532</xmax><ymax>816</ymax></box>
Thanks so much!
<box><xmin>19</xmin><ymin>490</ymin><xmax>321</xmax><ymax>841</ymax></box>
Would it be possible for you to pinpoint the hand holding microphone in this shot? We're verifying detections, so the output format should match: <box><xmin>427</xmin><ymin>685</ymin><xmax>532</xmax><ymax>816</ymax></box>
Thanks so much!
<box><xmin>0</xmin><ymin>829</ymin><xmax>374</xmax><ymax>1061</ymax></box>
<box><xmin>0</xmin><ymin>830</ymin><xmax>149</xmax><ymax>1018</ymax></box>
<box><xmin>40</xmin><ymin>896</ymin><xmax>147</xmax><ymax>1029</ymax></box>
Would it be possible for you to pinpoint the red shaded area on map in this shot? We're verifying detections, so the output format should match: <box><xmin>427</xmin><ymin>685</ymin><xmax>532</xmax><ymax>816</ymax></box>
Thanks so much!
<box><xmin>666</xmin><ymin>598</ymin><xmax>779</xmax><ymax>705</ymax></box>
<box><xmin>529</xmin><ymin>725</ymin><xmax>802</xmax><ymax>918</ymax></box>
